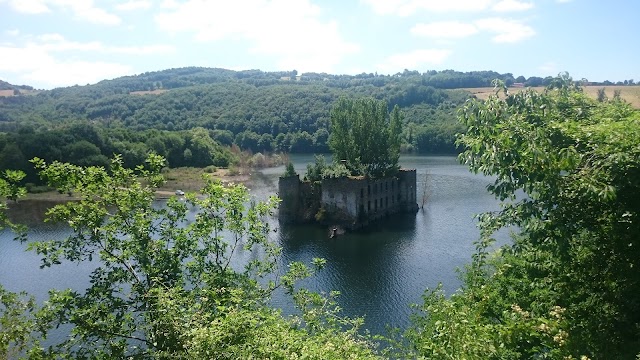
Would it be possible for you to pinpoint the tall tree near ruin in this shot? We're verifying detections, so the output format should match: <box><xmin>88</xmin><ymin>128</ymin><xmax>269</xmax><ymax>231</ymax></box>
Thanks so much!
<box><xmin>328</xmin><ymin>97</ymin><xmax>403</xmax><ymax>178</ymax></box>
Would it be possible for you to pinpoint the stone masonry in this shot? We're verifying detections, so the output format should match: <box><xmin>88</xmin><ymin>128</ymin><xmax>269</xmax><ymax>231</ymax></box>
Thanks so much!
<box><xmin>278</xmin><ymin>169</ymin><xmax>418</xmax><ymax>230</ymax></box>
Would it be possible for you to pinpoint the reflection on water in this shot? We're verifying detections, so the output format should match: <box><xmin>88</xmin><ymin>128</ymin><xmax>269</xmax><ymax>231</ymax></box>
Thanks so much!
<box><xmin>0</xmin><ymin>156</ymin><xmax>506</xmax><ymax>336</ymax></box>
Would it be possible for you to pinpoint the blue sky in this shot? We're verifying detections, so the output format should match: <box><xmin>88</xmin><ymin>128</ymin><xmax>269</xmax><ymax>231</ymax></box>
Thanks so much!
<box><xmin>0</xmin><ymin>0</ymin><xmax>637</xmax><ymax>89</ymax></box>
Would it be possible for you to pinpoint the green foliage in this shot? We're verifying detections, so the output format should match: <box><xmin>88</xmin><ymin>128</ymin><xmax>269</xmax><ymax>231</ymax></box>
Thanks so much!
<box><xmin>322</xmin><ymin>161</ymin><xmax>351</xmax><ymax>179</ymax></box>
<box><xmin>22</xmin><ymin>154</ymin><xmax>378</xmax><ymax>358</ymax></box>
<box><xmin>1</xmin><ymin>170</ymin><xmax>27</xmax><ymax>202</ymax></box>
<box><xmin>406</xmin><ymin>282</ymin><xmax>573</xmax><ymax>359</ymax></box>
<box><xmin>597</xmin><ymin>87</ymin><xmax>607</xmax><ymax>102</ymax></box>
<box><xmin>0</xmin><ymin>67</ymin><xmax>476</xmax><ymax>179</ymax></box>
<box><xmin>305</xmin><ymin>154</ymin><xmax>328</xmax><ymax>182</ymax></box>
<box><xmin>314</xmin><ymin>207</ymin><xmax>326</xmax><ymax>222</ymax></box>
<box><xmin>185</xmin><ymin>127</ymin><xmax>235</xmax><ymax>167</ymax></box>
<box><xmin>409</xmin><ymin>74</ymin><xmax>640</xmax><ymax>358</ymax></box>
<box><xmin>329</xmin><ymin>97</ymin><xmax>402</xmax><ymax>178</ymax></box>
<box><xmin>613</xmin><ymin>88</ymin><xmax>622</xmax><ymax>101</ymax></box>
<box><xmin>304</xmin><ymin>155</ymin><xmax>351</xmax><ymax>182</ymax></box>
<box><xmin>0</xmin><ymin>171</ymin><xmax>26</xmax><ymax>232</ymax></box>
<box><xmin>0</xmin><ymin>170</ymin><xmax>31</xmax><ymax>359</ymax></box>
<box><xmin>180</xmin><ymin>292</ymin><xmax>378</xmax><ymax>359</ymax></box>
<box><xmin>0</xmin><ymin>286</ymin><xmax>39</xmax><ymax>359</ymax></box>
<box><xmin>283</xmin><ymin>162</ymin><xmax>297</xmax><ymax>177</ymax></box>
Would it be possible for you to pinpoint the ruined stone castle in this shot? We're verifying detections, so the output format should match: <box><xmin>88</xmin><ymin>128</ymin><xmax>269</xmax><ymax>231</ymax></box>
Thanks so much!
<box><xmin>278</xmin><ymin>169</ymin><xmax>418</xmax><ymax>230</ymax></box>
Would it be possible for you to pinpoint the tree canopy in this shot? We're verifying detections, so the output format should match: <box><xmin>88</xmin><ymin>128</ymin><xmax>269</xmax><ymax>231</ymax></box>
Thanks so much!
<box><xmin>0</xmin><ymin>67</ymin><xmax>482</xmax><ymax>176</ymax></box>
<box><xmin>406</xmin><ymin>75</ymin><xmax>640</xmax><ymax>359</ymax></box>
<box><xmin>328</xmin><ymin>97</ymin><xmax>402</xmax><ymax>178</ymax></box>
<box><xmin>0</xmin><ymin>155</ymin><xmax>382</xmax><ymax>358</ymax></box>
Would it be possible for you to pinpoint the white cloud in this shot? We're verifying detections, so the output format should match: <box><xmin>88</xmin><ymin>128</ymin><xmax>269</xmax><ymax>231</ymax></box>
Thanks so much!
<box><xmin>0</xmin><ymin>46</ymin><xmax>52</xmax><ymax>73</ymax></box>
<box><xmin>0</xmin><ymin>33</ymin><xmax>174</xmax><ymax>88</ymax></box>
<box><xmin>159</xmin><ymin>0</ymin><xmax>180</xmax><ymax>9</ymax></box>
<box><xmin>5</xmin><ymin>29</ymin><xmax>21</xmax><ymax>37</ymax></box>
<box><xmin>30</xmin><ymin>61</ymin><xmax>132</xmax><ymax>87</ymax></box>
<box><xmin>411</xmin><ymin>21</ymin><xmax>478</xmax><ymax>38</ymax></box>
<box><xmin>1</xmin><ymin>0</ymin><xmax>121</xmax><ymax>25</ymax></box>
<box><xmin>362</xmin><ymin>0</ymin><xmax>495</xmax><ymax>16</ymax></box>
<box><xmin>376</xmin><ymin>49</ymin><xmax>452</xmax><ymax>74</ymax></box>
<box><xmin>412</xmin><ymin>18</ymin><xmax>534</xmax><ymax>43</ymax></box>
<box><xmin>492</xmin><ymin>0</ymin><xmax>533</xmax><ymax>12</ymax></box>
<box><xmin>63</xmin><ymin>1</ymin><xmax>121</xmax><ymax>25</ymax></box>
<box><xmin>0</xmin><ymin>45</ymin><xmax>131</xmax><ymax>87</ymax></box>
<box><xmin>475</xmin><ymin>17</ymin><xmax>535</xmax><ymax>43</ymax></box>
<box><xmin>361</xmin><ymin>0</ymin><xmax>536</xmax><ymax>15</ymax></box>
<box><xmin>3</xmin><ymin>0</ymin><xmax>51</xmax><ymax>14</ymax></box>
<box><xmin>32</xmin><ymin>33</ymin><xmax>175</xmax><ymax>54</ymax></box>
<box><xmin>155</xmin><ymin>0</ymin><xmax>359</xmax><ymax>73</ymax></box>
<box><xmin>115</xmin><ymin>0</ymin><xmax>151</xmax><ymax>11</ymax></box>
<box><xmin>37</xmin><ymin>33</ymin><xmax>66</xmax><ymax>42</ymax></box>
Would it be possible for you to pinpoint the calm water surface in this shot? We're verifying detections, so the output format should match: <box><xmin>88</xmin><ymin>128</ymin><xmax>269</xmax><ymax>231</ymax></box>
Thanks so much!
<box><xmin>0</xmin><ymin>155</ymin><xmax>506</xmax><ymax>337</ymax></box>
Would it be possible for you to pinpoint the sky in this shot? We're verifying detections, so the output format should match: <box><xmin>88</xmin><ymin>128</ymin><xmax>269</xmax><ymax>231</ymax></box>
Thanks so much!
<box><xmin>0</xmin><ymin>0</ymin><xmax>638</xmax><ymax>89</ymax></box>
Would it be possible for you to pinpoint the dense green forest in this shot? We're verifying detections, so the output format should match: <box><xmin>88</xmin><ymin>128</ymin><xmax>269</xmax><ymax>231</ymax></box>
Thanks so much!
<box><xmin>3</xmin><ymin>67</ymin><xmax>636</xmax><ymax>184</ymax></box>
<box><xmin>1</xmin><ymin>67</ymin><xmax>539</xmax><ymax>182</ymax></box>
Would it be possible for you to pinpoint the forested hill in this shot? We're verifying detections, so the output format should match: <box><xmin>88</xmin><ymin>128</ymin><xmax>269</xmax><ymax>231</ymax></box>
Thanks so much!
<box><xmin>0</xmin><ymin>79</ymin><xmax>34</xmax><ymax>91</ymax></box>
<box><xmin>0</xmin><ymin>67</ymin><xmax>531</xmax><ymax>182</ymax></box>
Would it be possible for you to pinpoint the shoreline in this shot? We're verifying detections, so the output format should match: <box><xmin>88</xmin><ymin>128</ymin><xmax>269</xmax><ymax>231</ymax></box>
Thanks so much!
<box><xmin>18</xmin><ymin>168</ymin><xmax>254</xmax><ymax>203</ymax></box>
<box><xmin>6</xmin><ymin>168</ymin><xmax>262</xmax><ymax>225</ymax></box>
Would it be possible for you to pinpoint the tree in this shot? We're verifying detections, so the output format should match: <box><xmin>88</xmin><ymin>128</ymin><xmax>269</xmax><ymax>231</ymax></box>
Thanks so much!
<box><xmin>283</xmin><ymin>162</ymin><xmax>297</xmax><ymax>177</ymax></box>
<box><xmin>0</xmin><ymin>170</ymin><xmax>33</xmax><ymax>359</ymax></box>
<box><xmin>407</xmin><ymin>76</ymin><xmax>640</xmax><ymax>358</ymax></box>
<box><xmin>187</xmin><ymin>127</ymin><xmax>234</xmax><ymax>167</ymax></box>
<box><xmin>328</xmin><ymin>97</ymin><xmax>403</xmax><ymax>178</ymax></box>
<box><xmin>0</xmin><ymin>143</ymin><xmax>27</xmax><ymax>173</ymax></box>
<box><xmin>613</xmin><ymin>89</ymin><xmax>622</xmax><ymax>101</ymax></box>
<box><xmin>525</xmin><ymin>76</ymin><xmax>544</xmax><ymax>87</ymax></box>
<box><xmin>1</xmin><ymin>170</ymin><xmax>27</xmax><ymax>202</ymax></box>
<box><xmin>597</xmin><ymin>87</ymin><xmax>607</xmax><ymax>102</ymax></box>
<box><xmin>289</xmin><ymin>131</ymin><xmax>314</xmax><ymax>153</ymax></box>
<box><xmin>27</xmin><ymin>154</ymin><xmax>378</xmax><ymax>358</ymax></box>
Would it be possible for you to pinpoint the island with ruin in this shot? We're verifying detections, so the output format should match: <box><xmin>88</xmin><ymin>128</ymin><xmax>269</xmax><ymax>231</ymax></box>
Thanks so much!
<box><xmin>278</xmin><ymin>97</ymin><xmax>418</xmax><ymax>230</ymax></box>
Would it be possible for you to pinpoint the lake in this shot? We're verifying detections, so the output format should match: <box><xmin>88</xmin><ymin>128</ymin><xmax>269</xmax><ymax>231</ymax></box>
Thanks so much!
<box><xmin>0</xmin><ymin>155</ymin><xmax>506</xmax><ymax>338</ymax></box>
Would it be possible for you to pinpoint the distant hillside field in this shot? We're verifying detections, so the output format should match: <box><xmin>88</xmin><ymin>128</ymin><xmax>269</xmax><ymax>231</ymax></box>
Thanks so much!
<box><xmin>465</xmin><ymin>85</ymin><xmax>640</xmax><ymax>108</ymax></box>
<box><xmin>0</xmin><ymin>89</ymin><xmax>40</xmax><ymax>97</ymax></box>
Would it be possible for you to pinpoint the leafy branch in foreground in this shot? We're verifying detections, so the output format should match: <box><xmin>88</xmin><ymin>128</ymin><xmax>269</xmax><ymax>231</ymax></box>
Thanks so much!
<box><xmin>24</xmin><ymin>154</ymin><xmax>378</xmax><ymax>358</ymax></box>
<box><xmin>407</xmin><ymin>74</ymin><xmax>640</xmax><ymax>359</ymax></box>
<box><xmin>0</xmin><ymin>170</ymin><xmax>36</xmax><ymax>359</ymax></box>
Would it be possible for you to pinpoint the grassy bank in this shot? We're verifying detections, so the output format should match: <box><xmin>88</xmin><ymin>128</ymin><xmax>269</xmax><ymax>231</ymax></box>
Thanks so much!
<box><xmin>22</xmin><ymin>151</ymin><xmax>288</xmax><ymax>201</ymax></box>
